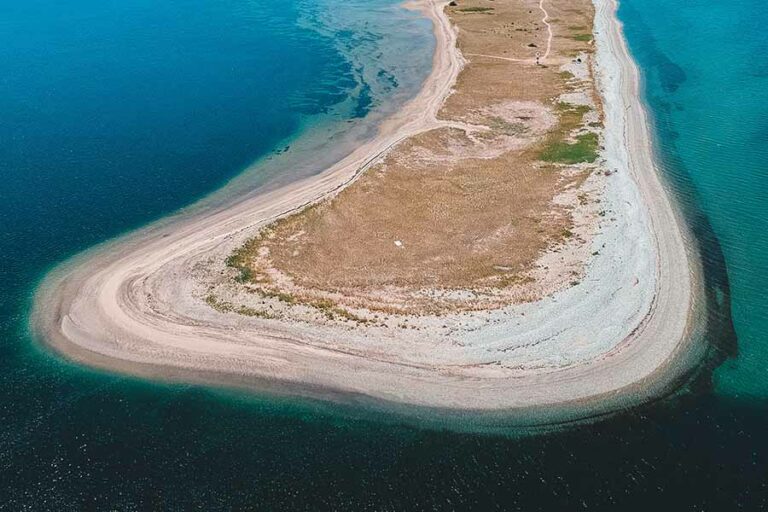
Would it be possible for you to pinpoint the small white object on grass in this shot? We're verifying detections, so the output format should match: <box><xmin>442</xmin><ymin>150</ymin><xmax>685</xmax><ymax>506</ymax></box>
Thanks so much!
<box><xmin>394</xmin><ymin>240</ymin><xmax>403</xmax><ymax>247</ymax></box>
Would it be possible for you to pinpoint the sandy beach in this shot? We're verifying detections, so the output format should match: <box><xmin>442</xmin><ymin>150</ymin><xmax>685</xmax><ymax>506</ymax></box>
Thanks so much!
<box><xmin>31</xmin><ymin>0</ymin><xmax>707</xmax><ymax>428</ymax></box>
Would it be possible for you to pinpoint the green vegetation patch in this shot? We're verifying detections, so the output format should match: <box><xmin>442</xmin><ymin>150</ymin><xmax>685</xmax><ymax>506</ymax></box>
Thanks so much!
<box><xmin>457</xmin><ymin>7</ymin><xmax>494</xmax><ymax>13</ymax></box>
<box><xmin>250</xmin><ymin>287</ymin><xmax>296</xmax><ymax>304</ymax></box>
<box><xmin>556</xmin><ymin>102</ymin><xmax>590</xmax><ymax>116</ymax></box>
<box><xmin>539</xmin><ymin>103</ymin><xmax>599</xmax><ymax>164</ymax></box>
<box><xmin>225</xmin><ymin>237</ymin><xmax>262</xmax><ymax>283</ymax></box>
<box><xmin>206</xmin><ymin>294</ymin><xmax>279</xmax><ymax>319</ymax></box>
<box><xmin>235</xmin><ymin>305</ymin><xmax>278</xmax><ymax>319</ymax></box>
<box><xmin>308</xmin><ymin>298</ymin><xmax>369</xmax><ymax>323</ymax></box>
<box><xmin>541</xmin><ymin>132</ymin><xmax>599</xmax><ymax>164</ymax></box>
<box><xmin>572</xmin><ymin>33</ymin><xmax>593</xmax><ymax>42</ymax></box>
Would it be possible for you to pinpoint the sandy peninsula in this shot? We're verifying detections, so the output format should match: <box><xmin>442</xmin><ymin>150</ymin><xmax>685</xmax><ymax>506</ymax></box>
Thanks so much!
<box><xmin>32</xmin><ymin>0</ymin><xmax>707</xmax><ymax>428</ymax></box>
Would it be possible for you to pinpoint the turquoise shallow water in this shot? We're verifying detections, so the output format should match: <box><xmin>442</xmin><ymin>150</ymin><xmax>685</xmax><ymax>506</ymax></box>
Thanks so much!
<box><xmin>620</xmin><ymin>0</ymin><xmax>768</xmax><ymax>400</ymax></box>
<box><xmin>1</xmin><ymin>0</ymin><xmax>767</xmax><ymax>509</ymax></box>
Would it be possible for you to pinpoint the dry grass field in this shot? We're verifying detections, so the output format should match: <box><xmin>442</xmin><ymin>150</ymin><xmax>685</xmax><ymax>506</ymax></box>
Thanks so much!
<box><xmin>223</xmin><ymin>0</ymin><xmax>601</xmax><ymax>316</ymax></box>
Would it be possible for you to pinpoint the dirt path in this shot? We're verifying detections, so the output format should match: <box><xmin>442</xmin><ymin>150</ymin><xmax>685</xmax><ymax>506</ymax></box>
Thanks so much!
<box><xmin>540</xmin><ymin>0</ymin><xmax>553</xmax><ymax>61</ymax></box>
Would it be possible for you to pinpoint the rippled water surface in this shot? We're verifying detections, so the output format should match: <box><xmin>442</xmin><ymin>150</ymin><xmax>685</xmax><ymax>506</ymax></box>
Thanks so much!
<box><xmin>1</xmin><ymin>0</ymin><xmax>767</xmax><ymax>509</ymax></box>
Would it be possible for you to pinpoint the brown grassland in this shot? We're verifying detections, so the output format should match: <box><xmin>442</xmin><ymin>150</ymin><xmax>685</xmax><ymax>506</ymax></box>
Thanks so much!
<box><xmin>222</xmin><ymin>0</ymin><xmax>601</xmax><ymax>317</ymax></box>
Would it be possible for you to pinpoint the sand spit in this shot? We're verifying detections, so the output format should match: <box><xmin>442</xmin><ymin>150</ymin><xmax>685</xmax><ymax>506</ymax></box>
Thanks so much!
<box><xmin>32</xmin><ymin>0</ymin><xmax>706</xmax><ymax>427</ymax></box>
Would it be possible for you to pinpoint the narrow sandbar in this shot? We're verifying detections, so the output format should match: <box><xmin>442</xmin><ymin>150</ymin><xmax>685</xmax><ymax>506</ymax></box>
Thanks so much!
<box><xmin>31</xmin><ymin>0</ymin><xmax>706</xmax><ymax>429</ymax></box>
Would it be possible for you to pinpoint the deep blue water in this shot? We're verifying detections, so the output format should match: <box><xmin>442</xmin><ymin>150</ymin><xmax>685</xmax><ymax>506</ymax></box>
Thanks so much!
<box><xmin>1</xmin><ymin>0</ymin><xmax>767</xmax><ymax>509</ymax></box>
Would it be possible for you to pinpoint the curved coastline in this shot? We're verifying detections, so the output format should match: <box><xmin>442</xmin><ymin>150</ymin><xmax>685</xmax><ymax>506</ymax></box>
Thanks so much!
<box><xmin>31</xmin><ymin>0</ymin><xmax>708</xmax><ymax>430</ymax></box>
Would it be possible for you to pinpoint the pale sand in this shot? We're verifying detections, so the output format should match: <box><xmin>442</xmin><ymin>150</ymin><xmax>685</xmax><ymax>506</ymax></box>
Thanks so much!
<box><xmin>31</xmin><ymin>0</ymin><xmax>708</xmax><ymax>427</ymax></box>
